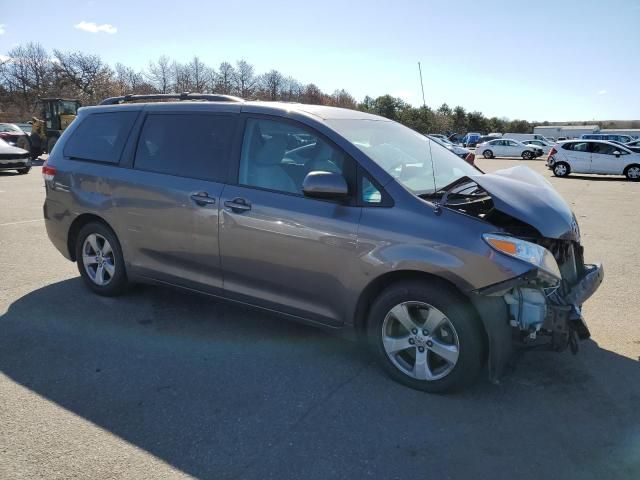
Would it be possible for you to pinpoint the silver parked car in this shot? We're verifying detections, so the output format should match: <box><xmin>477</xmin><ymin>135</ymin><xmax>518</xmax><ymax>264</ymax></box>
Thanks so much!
<box><xmin>43</xmin><ymin>94</ymin><xmax>603</xmax><ymax>392</ymax></box>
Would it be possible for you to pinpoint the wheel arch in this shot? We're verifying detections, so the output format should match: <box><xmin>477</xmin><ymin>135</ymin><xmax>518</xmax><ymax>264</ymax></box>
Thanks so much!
<box><xmin>352</xmin><ymin>270</ymin><xmax>485</xmax><ymax>337</ymax></box>
<box><xmin>67</xmin><ymin>213</ymin><xmax>116</xmax><ymax>261</ymax></box>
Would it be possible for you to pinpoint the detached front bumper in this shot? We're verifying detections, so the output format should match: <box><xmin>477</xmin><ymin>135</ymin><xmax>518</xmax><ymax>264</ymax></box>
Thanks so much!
<box><xmin>543</xmin><ymin>263</ymin><xmax>604</xmax><ymax>349</ymax></box>
<box><xmin>472</xmin><ymin>261</ymin><xmax>604</xmax><ymax>382</ymax></box>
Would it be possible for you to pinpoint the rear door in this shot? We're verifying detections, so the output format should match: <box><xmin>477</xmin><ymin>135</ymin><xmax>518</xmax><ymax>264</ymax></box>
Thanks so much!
<box><xmin>561</xmin><ymin>141</ymin><xmax>592</xmax><ymax>173</ymax></box>
<box><xmin>115</xmin><ymin>110</ymin><xmax>237</xmax><ymax>292</ymax></box>
<box><xmin>490</xmin><ymin>140</ymin><xmax>505</xmax><ymax>156</ymax></box>
<box><xmin>218</xmin><ymin>115</ymin><xmax>361</xmax><ymax>326</ymax></box>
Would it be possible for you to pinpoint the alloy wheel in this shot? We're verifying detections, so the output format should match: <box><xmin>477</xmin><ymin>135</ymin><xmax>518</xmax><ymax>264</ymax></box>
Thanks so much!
<box><xmin>381</xmin><ymin>301</ymin><xmax>460</xmax><ymax>381</ymax></box>
<box><xmin>82</xmin><ymin>233</ymin><xmax>116</xmax><ymax>286</ymax></box>
<box><xmin>627</xmin><ymin>166</ymin><xmax>640</xmax><ymax>180</ymax></box>
<box><xmin>554</xmin><ymin>164</ymin><xmax>567</xmax><ymax>176</ymax></box>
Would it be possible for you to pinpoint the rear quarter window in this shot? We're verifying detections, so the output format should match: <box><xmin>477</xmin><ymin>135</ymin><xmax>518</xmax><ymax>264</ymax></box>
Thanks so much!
<box><xmin>63</xmin><ymin>111</ymin><xmax>138</xmax><ymax>163</ymax></box>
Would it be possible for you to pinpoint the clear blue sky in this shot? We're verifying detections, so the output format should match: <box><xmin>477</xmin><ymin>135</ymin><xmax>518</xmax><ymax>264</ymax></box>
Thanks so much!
<box><xmin>2</xmin><ymin>0</ymin><xmax>639</xmax><ymax>121</ymax></box>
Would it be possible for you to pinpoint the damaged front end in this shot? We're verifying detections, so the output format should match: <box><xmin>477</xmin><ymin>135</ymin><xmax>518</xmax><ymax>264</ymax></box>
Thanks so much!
<box><xmin>439</xmin><ymin>166</ymin><xmax>604</xmax><ymax>381</ymax></box>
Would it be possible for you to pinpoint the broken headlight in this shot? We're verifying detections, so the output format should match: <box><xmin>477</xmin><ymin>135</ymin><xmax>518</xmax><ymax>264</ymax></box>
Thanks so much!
<box><xmin>483</xmin><ymin>233</ymin><xmax>561</xmax><ymax>283</ymax></box>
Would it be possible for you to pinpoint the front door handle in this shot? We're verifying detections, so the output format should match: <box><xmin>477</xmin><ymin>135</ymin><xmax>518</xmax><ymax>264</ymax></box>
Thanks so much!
<box><xmin>190</xmin><ymin>192</ymin><xmax>216</xmax><ymax>206</ymax></box>
<box><xmin>224</xmin><ymin>198</ymin><xmax>252</xmax><ymax>213</ymax></box>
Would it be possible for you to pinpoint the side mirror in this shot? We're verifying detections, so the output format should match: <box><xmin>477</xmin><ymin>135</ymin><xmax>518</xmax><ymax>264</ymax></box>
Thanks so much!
<box><xmin>302</xmin><ymin>171</ymin><xmax>348</xmax><ymax>199</ymax></box>
<box><xmin>613</xmin><ymin>150</ymin><xmax>621</xmax><ymax>157</ymax></box>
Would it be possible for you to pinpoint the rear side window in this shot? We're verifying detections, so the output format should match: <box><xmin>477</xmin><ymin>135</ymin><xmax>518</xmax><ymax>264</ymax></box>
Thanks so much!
<box><xmin>134</xmin><ymin>114</ymin><xmax>233</xmax><ymax>182</ymax></box>
<box><xmin>562</xmin><ymin>142</ymin><xmax>589</xmax><ymax>152</ymax></box>
<box><xmin>64</xmin><ymin>112</ymin><xmax>138</xmax><ymax>163</ymax></box>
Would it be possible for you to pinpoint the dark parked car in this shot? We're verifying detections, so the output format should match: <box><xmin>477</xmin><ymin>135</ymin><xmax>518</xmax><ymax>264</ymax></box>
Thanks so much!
<box><xmin>42</xmin><ymin>94</ymin><xmax>603</xmax><ymax>392</ymax></box>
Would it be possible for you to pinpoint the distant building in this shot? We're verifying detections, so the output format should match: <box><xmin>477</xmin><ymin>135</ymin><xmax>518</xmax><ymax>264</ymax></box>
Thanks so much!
<box><xmin>533</xmin><ymin>125</ymin><xmax>599</xmax><ymax>139</ymax></box>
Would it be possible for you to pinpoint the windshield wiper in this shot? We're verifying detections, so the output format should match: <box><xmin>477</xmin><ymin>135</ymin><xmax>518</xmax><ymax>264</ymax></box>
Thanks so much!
<box><xmin>427</xmin><ymin>177</ymin><xmax>479</xmax><ymax>213</ymax></box>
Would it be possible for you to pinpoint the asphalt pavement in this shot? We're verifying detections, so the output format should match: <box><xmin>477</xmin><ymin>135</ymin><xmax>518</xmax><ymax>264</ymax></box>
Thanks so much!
<box><xmin>0</xmin><ymin>158</ymin><xmax>638</xmax><ymax>479</ymax></box>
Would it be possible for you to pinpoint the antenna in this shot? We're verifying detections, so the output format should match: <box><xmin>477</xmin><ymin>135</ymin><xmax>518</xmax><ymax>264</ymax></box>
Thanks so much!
<box><xmin>418</xmin><ymin>62</ymin><xmax>426</xmax><ymax>108</ymax></box>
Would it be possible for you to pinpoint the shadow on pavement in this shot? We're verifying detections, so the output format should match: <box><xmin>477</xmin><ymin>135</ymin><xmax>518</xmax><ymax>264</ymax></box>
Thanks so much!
<box><xmin>1</xmin><ymin>279</ymin><xmax>639</xmax><ymax>479</ymax></box>
<box><xmin>560</xmin><ymin>174</ymin><xmax>629</xmax><ymax>182</ymax></box>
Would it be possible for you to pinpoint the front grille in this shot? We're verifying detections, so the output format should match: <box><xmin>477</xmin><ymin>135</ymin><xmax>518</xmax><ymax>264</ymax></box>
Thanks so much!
<box><xmin>0</xmin><ymin>153</ymin><xmax>29</xmax><ymax>160</ymax></box>
<box><xmin>0</xmin><ymin>162</ymin><xmax>28</xmax><ymax>168</ymax></box>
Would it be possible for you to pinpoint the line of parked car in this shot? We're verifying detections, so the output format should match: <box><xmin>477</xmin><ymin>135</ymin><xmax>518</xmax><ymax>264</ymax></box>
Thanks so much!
<box><xmin>434</xmin><ymin>130</ymin><xmax>640</xmax><ymax>180</ymax></box>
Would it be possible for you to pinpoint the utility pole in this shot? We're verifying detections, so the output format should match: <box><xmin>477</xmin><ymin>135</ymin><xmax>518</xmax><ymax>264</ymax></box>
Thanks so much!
<box><xmin>418</xmin><ymin>62</ymin><xmax>426</xmax><ymax>108</ymax></box>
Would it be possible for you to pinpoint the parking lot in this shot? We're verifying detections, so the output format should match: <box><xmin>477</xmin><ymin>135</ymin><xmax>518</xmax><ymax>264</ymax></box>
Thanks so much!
<box><xmin>0</xmin><ymin>158</ymin><xmax>638</xmax><ymax>479</ymax></box>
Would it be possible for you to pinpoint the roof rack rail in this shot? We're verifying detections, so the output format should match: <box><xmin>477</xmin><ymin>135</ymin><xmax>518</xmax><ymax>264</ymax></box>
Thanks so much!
<box><xmin>99</xmin><ymin>92</ymin><xmax>244</xmax><ymax>105</ymax></box>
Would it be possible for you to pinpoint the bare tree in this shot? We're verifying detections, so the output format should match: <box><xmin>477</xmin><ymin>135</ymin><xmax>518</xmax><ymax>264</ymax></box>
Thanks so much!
<box><xmin>301</xmin><ymin>83</ymin><xmax>324</xmax><ymax>105</ymax></box>
<box><xmin>147</xmin><ymin>55</ymin><xmax>172</xmax><ymax>93</ymax></box>
<box><xmin>0</xmin><ymin>43</ymin><xmax>52</xmax><ymax>111</ymax></box>
<box><xmin>331</xmin><ymin>89</ymin><xmax>356</xmax><ymax>109</ymax></box>
<box><xmin>259</xmin><ymin>69</ymin><xmax>284</xmax><ymax>100</ymax></box>
<box><xmin>280</xmin><ymin>76</ymin><xmax>303</xmax><ymax>102</ymax></box>
<box><xmin>232</xmin><ymin>60</ymin><xmax>257</xmax><ymax>98</ymax></box>
<box><xmin>188</xmin><ymin>56</ymin><xmax>211</xmax><ymax>93</ymax></box>
<box><xmin>172</xmin><ymin>61</ymin><xmax>192</xmax><ymax>93</ymax></box>
<box><xmin>52</xmin><ymin>49</ymin><xmax>113</xmax><ymax>103</ymax></box>
<box><xmin>214</xmin><ymin>61</ymin><xmax>235</xmax><ymax>94</ymax></box>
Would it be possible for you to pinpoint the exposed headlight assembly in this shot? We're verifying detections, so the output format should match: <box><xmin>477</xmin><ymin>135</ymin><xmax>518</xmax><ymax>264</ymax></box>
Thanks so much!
<box><xmin>483</xmin><ymin>233</ymin><xmax>561</xmax><ymax>283</ymax></box>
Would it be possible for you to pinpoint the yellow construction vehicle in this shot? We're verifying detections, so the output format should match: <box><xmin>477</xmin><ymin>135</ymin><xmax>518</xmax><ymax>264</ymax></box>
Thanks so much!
<box><xmin>30</xmin><ymin>98</ymin><xmax>81</xmax><ymax>157</ymax></box>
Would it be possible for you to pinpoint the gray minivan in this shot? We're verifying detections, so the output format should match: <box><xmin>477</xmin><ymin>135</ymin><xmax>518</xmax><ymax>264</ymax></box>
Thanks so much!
<box><xmin>43</xmin><ymin>94</ymin><xmax>603</xmax><ymax>392</ymax></box>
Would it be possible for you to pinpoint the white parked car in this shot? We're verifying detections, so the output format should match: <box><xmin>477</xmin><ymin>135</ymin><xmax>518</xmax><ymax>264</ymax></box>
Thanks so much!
<box><xmin>427</xmin><ymin>135</ymin><xmax>474</xmax><ymax>162</ymax></box>
<box><xmin>524</xmin><ymin>139</ymin><xmax>555</xmax><ymax>154</ymax></box>
<box><xmin>0</xmin><ymin>138</ymin><xmax>32</xmax><ymax>174</ymax></box>
<box><xmin>476</xmin><ymin>138</ymin><xmax>541</xmax><ymax>160</ymax></box>
<box><xmin>546</xmin><ymin>140</ymin><xmax>640</xmax><ymax>181</ymax></box>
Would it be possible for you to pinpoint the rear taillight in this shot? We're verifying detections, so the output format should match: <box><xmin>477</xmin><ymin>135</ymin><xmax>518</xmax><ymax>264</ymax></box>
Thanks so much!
<box><xmin>548</xmin><ymin>147</ymin><xmax>557</xmax><ymax>157</ymax></box>
<box><xmin>465</xmin><ymin>152</ymin><xmax>475</xmax><ymax>165</ymax></box>
<box><xmin>42</xmin><ymin>162</ymin><xmax>56</xmax><ymax>181</ymax></box>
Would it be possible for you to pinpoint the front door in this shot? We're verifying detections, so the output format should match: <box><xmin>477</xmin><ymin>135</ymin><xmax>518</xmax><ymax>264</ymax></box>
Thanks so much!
<box><xmin>116</xmin><ymin>111</ymin><xmax>236</xmax><ymax>291</ymax></box>
<box><xmin>219</xmin><ymin>116</ymin><xmax>361</xmax><ymax>326</ymax></box>
<box><xmin>589</xmin><ymin>142</ymin><xmax>625</xmax><ymax>174</ymax></box>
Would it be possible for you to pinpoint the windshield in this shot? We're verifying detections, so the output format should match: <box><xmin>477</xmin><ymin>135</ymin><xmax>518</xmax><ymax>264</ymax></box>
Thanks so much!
<box><xmin>327</xmin><ymin>119</ymin><xmax>479</xmax><ymax>194</ymax></box>
<box><xmin>0</xmin><ymin>123</ymin><xmax>22</xmax><ymax>133</ymax></box>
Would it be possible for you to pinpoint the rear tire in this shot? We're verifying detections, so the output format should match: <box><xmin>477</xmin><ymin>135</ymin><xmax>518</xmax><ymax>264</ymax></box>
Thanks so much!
<box><xmin>75</xmin><ymin>222</ymin><xmax>128</xmax><ymax>296</ymax></box>
<box><xmin>624</xmin><ymin>164</ymin><xmax>640</xmax><ymax>181</ymax></box>
<box><xmin>553</xmin><ymin>162</ymin><xmax>570</xmax><ymax>177</ymax></box>
<box><xmin>483</xmin><ymin>150</ymin><xmax>494</xmax><ymax>159</ymax></box>
<box><xmin>367</xmin><ymin>280</ymin><xmax>485</xmax><ymax>393</ymax></box>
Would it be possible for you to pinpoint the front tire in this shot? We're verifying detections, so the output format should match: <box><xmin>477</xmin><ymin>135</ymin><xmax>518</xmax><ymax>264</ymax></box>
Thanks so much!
<box><xmin>522</xmin><ymin>150</ymin><xmax>533</xmax><ymax>160</ymax></box>
<box><xmin>17</xmin><ymin>167</ymin><xmax>30</xmax><ymax>175</ymax></box>
<box><xmin>75</xmin><ymin>222</ymin><xmax>128</xmax><ymax>296</ymax></box>
<box><xmin>367</xmin><ymin>281</ymin><xmax>485</xmax><ymax>393</ymax></box>
<box><xmin>624</xmin><ymin>164</ymin><xmax>640</xmax><ymax>181</ymax></box>
<box><xmin>553</xmin><ymin>162</ymin><xmax>570</xmax><ymax>177</ymax></box>
<box><xmin>482</xmin><ymin>150</ymin><xmax>494</xmax><ymax>159</ymax></box>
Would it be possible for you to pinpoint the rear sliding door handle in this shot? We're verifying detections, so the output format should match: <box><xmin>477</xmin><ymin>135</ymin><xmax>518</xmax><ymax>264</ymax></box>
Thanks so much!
<box><xmin>224</xmin><ymin>198</ymin><xmax>252</xmax><ymax>213</ymax></box>
<box><xmin>190</xmin><ymin>192</ymin><xmax>216</xmax><ymax>206</ymax></box>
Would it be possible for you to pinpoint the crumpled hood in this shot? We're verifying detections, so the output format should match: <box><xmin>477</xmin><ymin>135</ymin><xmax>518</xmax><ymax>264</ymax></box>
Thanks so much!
<box><xmin>470</xmin><ymin>166</ymin><xmax>579</xmax><ymax>241</ymax></box>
